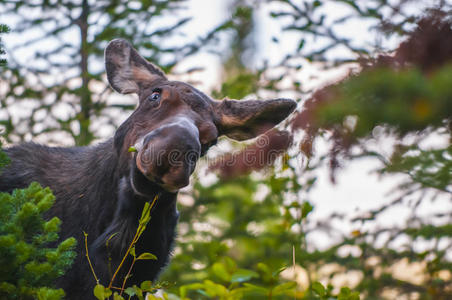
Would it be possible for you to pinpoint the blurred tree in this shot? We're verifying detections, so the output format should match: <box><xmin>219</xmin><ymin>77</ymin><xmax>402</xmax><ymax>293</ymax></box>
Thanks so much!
<box><xmin>163</xmin><ymin>1</ymin><xmax>452</xmax><ymax>300</ymax></box>
<box><xmin>285</xmin><ymin>4</ymin><xmax>452</xmax><ymax>298</ymax></box>
<box><xmin>0</xmin><ymin>23</ymin><xmax>8</xmax><ymax>67</ymax></box>
<box><xmin>0</xmin><ymin>0</ymin><xmax>228</xmax><ymax>145</ymax></box>
<box><xmin>1</xmin><ymin>23</ymin><xmax>10</xmax><ymax>166</ymax></box>
<box><xmin>212</xmin><ymin>0</ymin><xmax>260</xmax><ymax>100</ymax></box>
<box><xmin>289</xmin><ymin>11</ymin><xmax>452</xmax><ymax>297</ymax></box>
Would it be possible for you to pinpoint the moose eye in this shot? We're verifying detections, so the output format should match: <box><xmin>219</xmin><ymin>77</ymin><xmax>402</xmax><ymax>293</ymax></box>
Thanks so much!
<box><xmin>148</xmin><ymin>89</ymin><xmax>161</xmax><ymax>103</ymax></box>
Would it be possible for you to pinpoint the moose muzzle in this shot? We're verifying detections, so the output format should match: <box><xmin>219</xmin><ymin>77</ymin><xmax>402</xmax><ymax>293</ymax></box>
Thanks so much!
<box><xmin>135</xmin><ymin>117</ymin><xmax>201</xmax><ymax>192</ymax></box>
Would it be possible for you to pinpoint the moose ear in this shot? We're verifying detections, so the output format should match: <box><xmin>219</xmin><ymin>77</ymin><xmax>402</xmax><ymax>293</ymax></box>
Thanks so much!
<box><xmin>215</xmin><ymin>98</ymin><xmax>296</xmax><ymax>140</ymax></box>
<box><xmin>105</xmin><ymin>39</ymin><xmax>167</xmax><ymax>94</ymax></box>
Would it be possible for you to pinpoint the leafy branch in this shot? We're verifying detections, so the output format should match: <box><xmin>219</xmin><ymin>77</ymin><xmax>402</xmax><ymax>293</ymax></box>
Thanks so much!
<box><xmin>84</xmin><ymin>194</ymin><xmax>160</xmax><ymax>300</ymax></box>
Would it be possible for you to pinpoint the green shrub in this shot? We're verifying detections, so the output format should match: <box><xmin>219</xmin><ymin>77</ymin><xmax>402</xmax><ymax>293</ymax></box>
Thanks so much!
<box><xmin>0</xmin><ymin>144</ymin><xmax>76</xmax><ymax>300</ymax></box>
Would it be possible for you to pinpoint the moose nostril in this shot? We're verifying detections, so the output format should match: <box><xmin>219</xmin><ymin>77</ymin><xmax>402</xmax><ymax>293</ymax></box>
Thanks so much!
<box><xmin>186</xmin><ymin>149</ymin><xmax>200</xmax><ymax>164</ymax></box>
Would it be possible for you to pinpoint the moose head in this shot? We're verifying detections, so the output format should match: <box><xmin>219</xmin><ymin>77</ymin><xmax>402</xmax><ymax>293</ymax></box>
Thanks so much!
<box><xmin>106</xmin><ymin>39</ymin><xmax>296</xmax><ymax>193</ymax></box>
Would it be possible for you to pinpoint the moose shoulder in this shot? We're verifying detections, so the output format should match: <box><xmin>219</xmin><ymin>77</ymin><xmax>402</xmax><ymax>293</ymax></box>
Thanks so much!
<box><xmin>0</xmin><ymin>39</ymin><xmax>296</xmax><ymax>299</ymax></box>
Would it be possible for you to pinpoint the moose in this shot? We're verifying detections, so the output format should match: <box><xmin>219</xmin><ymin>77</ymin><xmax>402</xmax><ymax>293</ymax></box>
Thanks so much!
<box><xmin>0</xmin><ymin>39</ymin><xmax>296</xmax><ymax>298</ymax></box>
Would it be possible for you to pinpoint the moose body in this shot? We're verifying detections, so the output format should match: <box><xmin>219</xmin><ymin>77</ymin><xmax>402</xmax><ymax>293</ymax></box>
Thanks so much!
<box><xmin>0</xmin><ymin>39</ymin><xmax>295</xmax><ymax>299</ymax></box>
<box><xmin>0</xmin><ymin>141</ymin><xmax>178</xmax><ymax>298</ymax></box>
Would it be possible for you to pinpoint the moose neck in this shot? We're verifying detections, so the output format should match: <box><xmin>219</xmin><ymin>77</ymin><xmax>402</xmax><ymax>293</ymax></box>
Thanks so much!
<box><xmin>89</xmin><ymin>138</ymin><xmax>176</xmax><ymax>204</ymax></box>
<box><xmin>128</xmin><ymin>159</ymin><xmax>164</xmax><ymax>199</ymax></box>
<box><xmin>89</xmin><ymin>138</ymin><xmax>177</xmax><ymax>254</ymax></box>
<box><xmin>121</xmin><ymin>161</ymin><xmax>178</xmax><ymax>221</ymax></box>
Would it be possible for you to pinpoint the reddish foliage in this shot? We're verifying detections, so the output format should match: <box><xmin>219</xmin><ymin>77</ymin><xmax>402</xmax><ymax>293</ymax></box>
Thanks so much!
<box><xmin>290</xmin><ymin>10</ymin><xmax>452</xmax><ymax>179</ymax></box>
<box><xmin>365</xmin><ymin>9</ymin><xmax>452</xmax><ymax>71</ymax></box>
<box><xmin>210</xmin><ymin>130</ymin><xmax>292</xmax><ymax>178</ymax></box>
<box><xmin>395</xmin><ymin>10</ymin><xmax>452</xmax><ymax>71</ymax></box>
<box><xmin>292</xmin><ymin>87</ymin><xmax>340</xmax><ymax>158</ymax></box>
<box><xmin>214</xmin><ymin>10</ymin><xmax>452</xmax><ymax>179</ymax></box>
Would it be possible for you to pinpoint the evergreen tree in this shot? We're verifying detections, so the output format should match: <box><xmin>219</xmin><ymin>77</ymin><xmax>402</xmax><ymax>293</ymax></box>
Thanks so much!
<box><xmin>0</xmin><ymin>119</ymin><xmax>76</xmax><ymax>300</ymax></box>
<box><xmin>0</xmin><ymin>182</ymin><xmax>77</xmax><ymax>300</ymax></box>
<box><xmin>1</xmin><ymin>27</ymin><xmax>76</xmax><ymax>300</ymax></box>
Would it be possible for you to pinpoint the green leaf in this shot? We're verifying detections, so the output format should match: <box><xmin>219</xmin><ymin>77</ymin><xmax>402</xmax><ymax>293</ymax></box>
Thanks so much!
<box><xmin>272</xmin><ymin>266</ymin><xmax>287</xmax><ymax>277</ymax></box>
<box><xmin>124</xmin><ymin>287</ymin><xmax>136</xmax><ymax>297</ymax></box>
<box><xmin>179</xmin><ymin>283</ymin><xmax>204</xmax><ymax>298</ymax></box>
<box><xmin>212</xmin><ymin>262</ymin><xmax>232</xmax><ymax>282</ymax></box>
<box><xmin>93</xmin><ymin>284</ymin><xmax>112</xmax><ymax>300</ymax></box>
<box><xmin>137</xmin><ymin>252</ymin><xmax>157</xmax><ymax>260</ymax></box>
<box><xmin>140</xmin><ymin>280</ymin><xmax>153</xmax><ymax>291</ymax></box>
<box><xmin>113</xmin><ymin>292</ymin><xmax>125</xmax><ymax>300</ymax></box>
<box><xmin>301</xmin><ymin>201</ymin><xmax>314</xmax><ymax>219</ymax></box>
<box><xmin>231</xmin><ymin>269</ymin><xmax>259</xmax><ymax>283</ymax></box>
<box><xmin>242</xmin><ymin>283</ymin><xmax>268</xmax><ymax>295</ymax></box>
<box><xmin>313</xmin><ymin>0</ymin><xmax>322</xmax><ymax>7</ymax></box>
<box><xmin>139</xmin><ymin>202</ymin><xmax>152</xmax><ymax>225</ymax></box>
<box><xmin>338</xmin><ymin>287</ymin><xmax>360</xmax><ymax>300</ymax></box>
<box><xmin>130</xmin><ymin>246</ymin><xmax>136</xmax><ymax>257</ymax></box>
<box><xmin>256</xmin><ymin>263</ymin><xmax>271</xmax><ymax>276</ymax></box>
<box><xmin>202</xmin><ymin>280</ymin><xmax>228</xmax><ymax>297</ymax></box>
<box><xmin>128</xmin><ymin>146</ymin><xmax>137</xmax><ymax>153</ymax></box>
<box><xmin>273</xmin><ymin>281</ymin><xmax>297</xmax><ymax>295</ymax></box>
<box><xmin>297</xmin><ymin>39</ymin><xmax>305</xmax><ymax>51</ymax></box>
<box><xmin>312</xmin><ymin>281</ymin><xmax>326</xmax><ymax>297</ymax></box>
<box><xmin>132</xmin><ymin>285</ymin><xmax>144</xmax><ymax>300</ymax></box>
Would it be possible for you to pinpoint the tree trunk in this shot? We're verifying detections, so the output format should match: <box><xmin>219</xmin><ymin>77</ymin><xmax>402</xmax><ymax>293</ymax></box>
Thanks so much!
<box><xmin>76</xmin><ymin>0</ymin><xmax>93</xmax><ymax>145</ymax></box>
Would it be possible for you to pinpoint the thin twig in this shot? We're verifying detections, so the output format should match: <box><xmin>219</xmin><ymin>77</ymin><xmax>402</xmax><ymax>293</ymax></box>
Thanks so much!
<box><xmin>120</xmin><ymin>257</ymin><xmax>137</xmax><ymax>296</ymax></box>
<box><xmin>84</xmin><ymin>231</ymin><xmax>99</xmax><ymax>284</ymax></box>
<box><xmin>108</xmin><ymin>221</ymin><xmax>141</xmax><ymax>288</ymax></box>
<box><xmin>106</xmin><ymin>232</ymin><xmax>119</xmax><ymax>278</ymax></box>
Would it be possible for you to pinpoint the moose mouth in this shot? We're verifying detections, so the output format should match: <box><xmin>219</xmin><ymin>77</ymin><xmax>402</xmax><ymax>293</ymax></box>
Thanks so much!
<box><xmin>135</xmin><ymin>148</ymin><xmax>198</xmax><ymax>192</ymax></box>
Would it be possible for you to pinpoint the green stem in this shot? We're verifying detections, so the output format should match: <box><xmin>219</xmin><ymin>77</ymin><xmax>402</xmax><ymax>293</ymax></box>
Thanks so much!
<box><xmin>84</xmin><ymin>232</ymin><xmax>99</xmax><ymax>284</ymax></box>
<box><xmin>120</xmin><ymin>257</ymin><xmax>137</xmax><ymax>296</ymax></box>
<box><xmin>108</xmin><ymin>195</ymin><xmax>159</xmax><ymax>289</ymax></box>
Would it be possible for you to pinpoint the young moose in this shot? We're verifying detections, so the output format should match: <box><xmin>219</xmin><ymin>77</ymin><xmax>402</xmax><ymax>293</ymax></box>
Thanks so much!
<box><xmin>0</xmin><ymin>39</ymin><xmax>296</xmax><ymax>298</ymax></box>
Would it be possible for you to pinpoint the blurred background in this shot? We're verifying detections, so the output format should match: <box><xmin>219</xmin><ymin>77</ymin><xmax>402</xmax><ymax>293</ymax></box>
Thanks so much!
<box><xmin>1</xmin><ymin>0</ymin><xmax>451</xmax><ymax>299</ymax></box>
